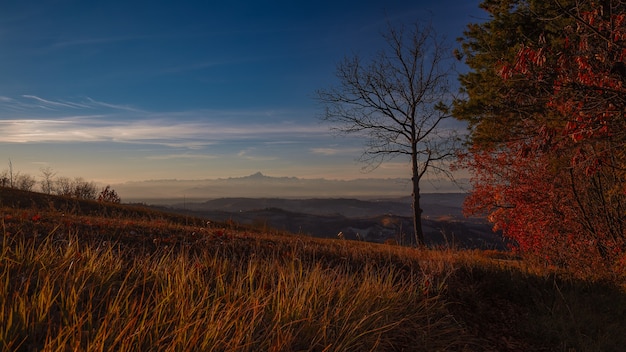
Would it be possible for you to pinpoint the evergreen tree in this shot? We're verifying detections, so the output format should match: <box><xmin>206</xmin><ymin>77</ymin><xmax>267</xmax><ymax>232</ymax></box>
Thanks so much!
<box><xmin>454</xmin><ymin>0</ymin><xmax>626</xmax><ymax>274</ymax></box>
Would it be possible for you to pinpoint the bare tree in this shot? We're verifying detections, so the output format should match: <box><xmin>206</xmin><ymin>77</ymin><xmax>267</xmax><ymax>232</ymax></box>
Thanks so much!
<box><xmin>72</xmin><ymin>177</ymin><xmax>97</xmax><ymax>200</ymax></box>
<box><xmin>0</xmin><ymin>170</ymin><xmax>8</xmax><ymax>187</ymax></box>
<box><xmin>98</xmin><ymin>185</ymin><xmax>121</xmax><ymax>204</ymax></box>
<box><xmin>53</xmin><ymin>176</ymin><xmax>97</xmax><ymax>199</ymax></box>
<box><xmin>54</xmin><ymin>176</ymin><xmax>74</xmax><ymax>196</ymax></box>
<box><xmin>317</xmin><ymin>22</ymin><xmax>458</xmax><ymax>246</ymax></box>
<box><xmin>14</xmin><ymin>173</ymin><xmax>37</xmax><ymax>191</ymax></box>
<box><xmin>40</xmin><ymin>167</ymin><xmax>57</xmax><ymax>194</ymax></box>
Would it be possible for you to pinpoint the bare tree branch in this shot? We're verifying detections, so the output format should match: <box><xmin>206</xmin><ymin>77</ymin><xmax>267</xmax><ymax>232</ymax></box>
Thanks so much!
<box><xmin>316</xmin><ymin>22</ymin><xmax>459</xmax><ymax>246</ymax></box>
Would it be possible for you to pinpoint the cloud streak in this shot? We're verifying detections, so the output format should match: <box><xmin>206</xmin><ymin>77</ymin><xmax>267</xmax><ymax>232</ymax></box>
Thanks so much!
<box><xmin>310</xmin><ymin>146</ymin><xmax>362</xmax><ymax>156</ymax></box>
<box><xmin>0</xmin><ymin>95</ymin><xmax>330</xmax><ymax>148</ymax></box>
<box><xmin>22</xmin><ymin>95</ymin><xmax>82</xmax><ymax>109</ymax></box>
<box><xmin>0</xmin><ymin>118</ymin><xmax>329</xmax><ymax>145</ymax></box>
<box><xmin>145</xmin><ymin>153</ymin><xmax>218</xmax><ymax>161</ymax></box>
<box><xmin>0</xmin><ymin>95</ymin><xmax>143</xmax><ymax>115</ymax></box>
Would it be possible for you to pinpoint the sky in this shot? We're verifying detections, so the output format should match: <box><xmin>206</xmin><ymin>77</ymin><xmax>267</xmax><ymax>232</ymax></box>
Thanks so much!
<box><xmin>0</xmin><ymin>0</ymin><xmax>485</xmax><ymax>186</ymax></box>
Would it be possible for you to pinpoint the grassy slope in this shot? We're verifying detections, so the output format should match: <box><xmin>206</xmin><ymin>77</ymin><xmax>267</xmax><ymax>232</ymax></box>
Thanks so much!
<box><xmin>1</xmin><ymin>187</ymin><xmax>625</xmax><ymax>351</ymax></box>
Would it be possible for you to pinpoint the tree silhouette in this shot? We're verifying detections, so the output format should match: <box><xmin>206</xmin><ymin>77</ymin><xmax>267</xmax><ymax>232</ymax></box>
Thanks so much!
<box><xmin>317</xmin><ymin>22</ymin><xmax>458</xmax><ymax>246</ymax></box>
<box><xmin>98</xmin><ymin>185</ymin><xmax>121</xmax><ymax>204</ymax></box>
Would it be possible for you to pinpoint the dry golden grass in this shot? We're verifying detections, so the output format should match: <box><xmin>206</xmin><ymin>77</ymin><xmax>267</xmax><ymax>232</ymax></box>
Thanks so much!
<box><xmin>1</xmin><ymin>228</ymin><xmax>473</xmax><ymax>351</ymax></box>
<box><xmin>1</xmin><ymin>187</ymin><xmax>626</xmax><ymax>351</ymax></box>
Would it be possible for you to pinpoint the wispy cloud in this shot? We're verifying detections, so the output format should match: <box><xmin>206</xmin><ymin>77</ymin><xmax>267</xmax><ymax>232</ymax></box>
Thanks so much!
<box><xmin>310</xmin><ymin>146</ymin><xmax>362</xmax><ymax>156</ymax></box>
<box><xmin>0</xmin><ymin>118</ymin><xmax>328</xmax><ymax>146</ymax></box>
<box><xmin>237</xmin><ymin>148</ymin><xmax>278</xmax><ymax>161</ymax></box>
<box><xmin>310</xmin><ymin>148</ymin><xmax>339</xmax><ymax>156</ymax></box>
<box><xmin>145</xmin><ymin>153</ymin><xmax>218</xmax><ymax>161</ymax></box>
<box><xmin>22</xmin><ymin>95</ymin><xmax>82</xmax><ymax>109</ymax></box>
<box><xmin>0</xmin><ymin>95</ymin><xmax>330</xmax><ymax>148</ymax></box>
<box><xmin>84</xmin><ymin>97</ymin><xmax>144</xmax><ymax>112</ymax></box>
<box><xmin>263</xmin><ymin>141</ymin><xmax>300</xmax><ymax>145</ymax></box>
<box><xmin>1</xmin><ymin>95</ymin><xmax>142</xmax><ymax>114</ymax></box>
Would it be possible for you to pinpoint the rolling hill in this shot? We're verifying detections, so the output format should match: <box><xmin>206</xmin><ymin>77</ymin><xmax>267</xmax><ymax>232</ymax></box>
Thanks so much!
<box><xmin>162</xmin><ymin>193</ymin><xmax>505</xmax><ymax>249</ymax></box>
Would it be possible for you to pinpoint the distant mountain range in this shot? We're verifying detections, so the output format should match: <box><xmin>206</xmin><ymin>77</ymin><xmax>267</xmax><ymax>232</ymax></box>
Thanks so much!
<box><xmin>113</xmin><ymin>172</ymin><xmax>468</xmax><ymax>202</ymax></box>
<box><xmin>174</xmin><ymin>194</ymin><xmax>467</xmax><ymax>219</ymax></box>
<box><xmin>153</xmin><ymin>194</ymin><xmax>503</xmax><ymax>249</ymax></box>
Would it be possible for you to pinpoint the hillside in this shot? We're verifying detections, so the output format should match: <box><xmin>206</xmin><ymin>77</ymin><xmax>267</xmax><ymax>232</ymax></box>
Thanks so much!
<box><xmin>163</xmin><ymin>194</ymin><xmax>504</xmax><ymax>249</ymax></box>
<box><xmin>173</xmin><ymin>194</ymin><xmax>467</xmax><ymax>218</ymax></box>
<box><xmin>1</xmin><ymin>187</ymin><xmax>625</xmax><ymax>351</ymax></box>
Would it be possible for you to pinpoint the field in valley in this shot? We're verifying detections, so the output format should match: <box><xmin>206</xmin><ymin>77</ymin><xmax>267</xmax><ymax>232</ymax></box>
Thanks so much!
<box><xmin>1</xmin><ymin>187</ymin><xmax>625</xmax><ymax>351</ymax></box>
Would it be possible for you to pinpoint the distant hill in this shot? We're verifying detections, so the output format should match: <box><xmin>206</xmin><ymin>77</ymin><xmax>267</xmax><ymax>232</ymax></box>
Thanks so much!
<box><xmin>0</xmin><ymin>186</ymin><xmax>205</xmax><ymax>227</ymax></box>
<box><xmin>176</xmin><ymin>193</ymin><xmax>468</xmax><ymax>219</ymax></box>
<box><xmin>161</xmin><ymin>194</ymin><xmax>504</xmax><ymax>249</ymax></box>
<box><xmin>0</xmin><ymin>185</ymin><xmax>500</xmax><ymax>249</ymax></box>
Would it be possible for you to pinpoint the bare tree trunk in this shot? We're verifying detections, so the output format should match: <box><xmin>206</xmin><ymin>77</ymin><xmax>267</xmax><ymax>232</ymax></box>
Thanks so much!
<box><xmin>412</xmin><ymin>149</ymin><xmax>425</xmax><ymax>246</ymax></box>
<box><xmin>412</xmin><ymin>178</ymin><xmax>425</xmax><ymax>246</ymax></box>
<box><xmin>9</xmin><ymin>159</ymin><xmax>13</xmax><ymax>188</ymax></box>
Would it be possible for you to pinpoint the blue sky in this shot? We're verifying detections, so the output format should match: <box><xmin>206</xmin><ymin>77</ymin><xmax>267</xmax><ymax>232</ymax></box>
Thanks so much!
<box><xmin>0</xmin><ymin>0</ymin><xmax>484</xmax><ymax>185</ymax></box>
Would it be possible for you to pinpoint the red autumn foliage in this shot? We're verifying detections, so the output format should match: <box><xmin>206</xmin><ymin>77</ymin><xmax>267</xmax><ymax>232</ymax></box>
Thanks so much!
<box><xmin>463</xmin><ymin>2</ymin><xmax>626</xmax><ymax>276</ymax></box>
<box><xmin>459</xmin><ymin>144</ymin><xmax>619</xmax><ymax>275</ymax></box>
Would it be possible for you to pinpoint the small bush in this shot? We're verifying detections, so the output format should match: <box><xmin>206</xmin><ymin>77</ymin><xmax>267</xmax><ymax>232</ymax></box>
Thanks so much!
<box><xmin>98</xmin><ymin>185</ymin><xmax>121</xmax><ymax>204</ymax></box>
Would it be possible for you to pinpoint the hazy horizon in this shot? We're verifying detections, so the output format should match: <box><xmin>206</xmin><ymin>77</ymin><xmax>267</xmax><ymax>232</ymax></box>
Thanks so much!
<box><xmin>111</xmin><ymin>172</ymin><xmax>469</xmax><ymax>202</ymax></box>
